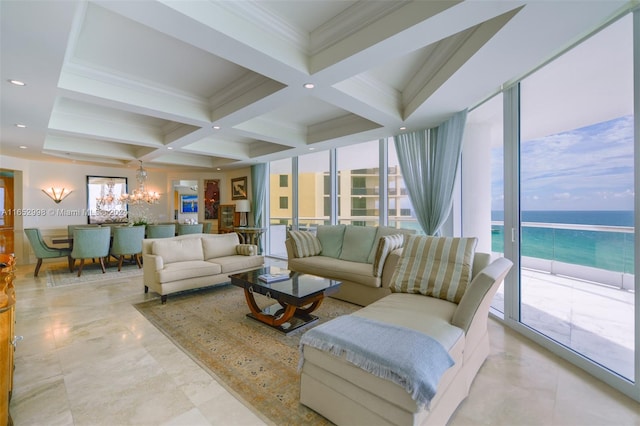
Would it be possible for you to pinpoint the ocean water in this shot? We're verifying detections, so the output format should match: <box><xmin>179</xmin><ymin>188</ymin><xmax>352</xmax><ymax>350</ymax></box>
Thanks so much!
<box><xmin>492</xmin><ymin>210</ymin><xmax>634</xmax><ymax>274</ymax></box>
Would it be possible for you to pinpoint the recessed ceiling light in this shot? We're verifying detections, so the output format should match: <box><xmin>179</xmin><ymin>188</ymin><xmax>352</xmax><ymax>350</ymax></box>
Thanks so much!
<box><xmin>303</xmin><ymin>83</ymin><xmax>315</xmax><ymax>89</ymax></box>
<box><xmin>19</xmin><ymin>146</ymin><xmax>27</xmax><ymax>149</ymax></box>
<box><xmin>216</xmin><ymin>168</ymin><xmax>221</xmax><ymax>171</ymax></box>
<box><xmin>167</xmin><ymin>147</ymin><xmax>173</xmax><ymax>150</ymax></box>
<box><xmin>400</xmin><ymin>126</ymin><xmax>407</xmax><ymax>130</ymax></box>
<box><xmin>15</xmin><ymin>124</ymin><xmax>26</xmax><ymax>128</ymax></box>
<box><xmin>213</xmin><ymin>125</ymin><xmax>221</xmax><ymax>130</ymax></box>
<box><xmin>309</xmin><ymin>147</ymin><xmax>315</xmax><ymax>150</ymax></box>
<box><xmin>9</xmin><ymin>79</ymin><xmax>25</xmax><ymax>86</ymax></box>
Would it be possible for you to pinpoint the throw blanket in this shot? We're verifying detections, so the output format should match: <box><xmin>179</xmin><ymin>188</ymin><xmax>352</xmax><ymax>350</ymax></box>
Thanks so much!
<box><xmin>299</xmin><ymin>315</ymin><xmax>454</xmax><ymax>407</ymax></box>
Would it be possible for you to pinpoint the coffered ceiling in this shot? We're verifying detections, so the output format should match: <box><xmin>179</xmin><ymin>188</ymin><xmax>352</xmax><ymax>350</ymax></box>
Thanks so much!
<box><xmin>0</xmin><ymin>0</ymin><xmax>631</xmax><ymax>171</ymax></box>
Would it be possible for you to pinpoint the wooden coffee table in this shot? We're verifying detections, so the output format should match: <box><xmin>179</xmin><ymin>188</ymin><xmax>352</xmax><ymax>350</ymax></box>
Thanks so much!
<box><xmin>229</xmin><ymin>267</ymin><xmax>341</xmax><ymax>334</ymax></box>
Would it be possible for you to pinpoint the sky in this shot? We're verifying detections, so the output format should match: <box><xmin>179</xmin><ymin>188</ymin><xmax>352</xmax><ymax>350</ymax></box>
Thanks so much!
<box><xmin>492</xmin><ymin>114</ymin><xmax>634</xmax><ymax>211</ymax></box>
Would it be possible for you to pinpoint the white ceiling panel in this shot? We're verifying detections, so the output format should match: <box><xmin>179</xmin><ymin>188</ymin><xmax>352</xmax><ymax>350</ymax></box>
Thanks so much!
<box><xmin>0</xmin><ymin>0</ymin><xmax>633</xmax><ymax>171</ymax></box>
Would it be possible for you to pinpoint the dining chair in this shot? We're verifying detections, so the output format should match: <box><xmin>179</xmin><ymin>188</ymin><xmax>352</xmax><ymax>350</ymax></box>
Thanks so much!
<box><xmin>176</xmin><ymin>223</ymin><xmax>203</xmax><ymax>235</ymax></box>
<box><xmin>202</xmin><ymin>222</ymin><xmax>212</xmax><ymax>234</ymax></box>
<box><xmin>109</xmin><ymin>226</ymin><xmax>145</xmax><ymax>271</ymax></box>
<box><xmin>67</xmin><ymin>224</ymin><xmax>99</xmax><ymax>238</ymax></box>
<box><xmin>146</xmin><ymin>224</ymin><xmax>176</xmax><ymax>239</ymax></box>
<box><xmin>70</xmin><ymin>227</ymin><xmax>111</xmax><ymax>277</ymax></box>
<box><xmin>24</xmin><ymin>228</ymin><xmax>72</xmax><ymax>277</ymax></box>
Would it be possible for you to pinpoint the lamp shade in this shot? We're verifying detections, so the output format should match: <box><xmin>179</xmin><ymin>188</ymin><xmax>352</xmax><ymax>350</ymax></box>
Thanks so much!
<box><xmin>236</xmin><ymin>199</ymin><xmax>250</xmax><ymax>212</ymax></box>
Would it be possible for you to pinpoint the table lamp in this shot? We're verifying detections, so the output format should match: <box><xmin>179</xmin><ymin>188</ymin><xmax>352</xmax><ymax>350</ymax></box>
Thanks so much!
<box><xmin>236</xmin><ymin>200</ymin><xmax>250</xmax><ymax>227</ymax></box>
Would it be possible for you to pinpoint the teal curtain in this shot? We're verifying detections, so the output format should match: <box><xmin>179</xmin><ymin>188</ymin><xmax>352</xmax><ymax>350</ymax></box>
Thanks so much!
<box><xmin>251</xmin><ymin>163</ymin><xmax>267</xmax><ymax>253</ymax></box>
<box><xmin>393</xmin><ymin>109</ymin><xmax>468</xmax><ymax>235</ymax></box>
<box><xmin>251</xmin><ymin>163</ymin><xmax>267</xmax><ymax>227</ymax></box>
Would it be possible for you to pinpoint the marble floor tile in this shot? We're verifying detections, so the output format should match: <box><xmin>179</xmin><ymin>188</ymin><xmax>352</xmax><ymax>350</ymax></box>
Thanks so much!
<box><xmin>8</xmin><ymin>260</ymin><xmax>640</xmax><ymax>426</ymax></box>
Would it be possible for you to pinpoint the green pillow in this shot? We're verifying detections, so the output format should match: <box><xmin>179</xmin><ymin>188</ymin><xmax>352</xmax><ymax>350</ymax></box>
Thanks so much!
<box><xmin>317</xmin><ymin>225</ymin><xmax>346</xmax><ymax>258</ymax></box>
<box><xmin>339</xmin><ymin>225</ymin><xmax>377</xmax><ymax>263</ymax></box>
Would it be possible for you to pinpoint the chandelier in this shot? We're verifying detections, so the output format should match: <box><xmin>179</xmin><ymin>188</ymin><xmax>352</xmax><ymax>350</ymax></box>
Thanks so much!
<box><xmin>121</xmin><ymin>161</ymin><xmax>160</xmax><ymax>205</ymax></box>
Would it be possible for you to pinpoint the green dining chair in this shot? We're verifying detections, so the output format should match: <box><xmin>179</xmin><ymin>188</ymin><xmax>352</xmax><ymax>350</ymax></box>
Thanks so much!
<box><xmin>202</xmin><ymin>222</ymin><xmax>212</xmax><ymax>234</ymax></box>
<box><xmin>24</xmin><ymin>228</ymin><xmax>72</xmax><ymax>277</ymax></box>
<box><xmin>67</xmin><ymin>224</ymin><xmax>99</xmax><ymax>238</ymax></box>
<box><xmin>146</xmin><ymin>224</ymin><xmax>175</xmax><ymax>238</ymax></box>
<box><xmin>110</xmin><ymin>226</ymin><xmax>145</xmax><ymax>271</ymax></box>
<box><xmin>70</xmin><ymin>227</ymin><xmax>111</xmax><ymax>277</ymax></box>
<box><xmin>177</xmin><ymin>223</ymin><xmax>203</xmax><ymax>235</ymax></box>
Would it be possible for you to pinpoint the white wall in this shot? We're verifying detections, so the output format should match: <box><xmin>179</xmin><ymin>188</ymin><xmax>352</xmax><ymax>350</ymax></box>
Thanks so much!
<box><xmin>461</xmin><ymin>122</ymin><xmax>493</xmax><ymax>253</ymax></box>
<box><xmin>1</xmin><ymin>154</ymin><xmax>248</xmax><ymax>264</ymax></box>
<box><xmin>166</xmin><ymin>167</ymin><xmax>251</xmax><ymax>228</ymax></box>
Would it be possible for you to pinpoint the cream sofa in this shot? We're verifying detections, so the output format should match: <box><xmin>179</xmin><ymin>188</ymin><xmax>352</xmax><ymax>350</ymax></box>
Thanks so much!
<box><xmin>286</xmin><ymin>225</ymin><xmax>416</xmax><ymax>306</ymax></box>
<box><xmin>142</xmin><ymin>233</ymin><xmax>264</xmax><ymax>303</ymax></box>
<box><xmin>299</xmin><ymin>236</ymin><xmax>512</xmax><ymax>426</ymax></box>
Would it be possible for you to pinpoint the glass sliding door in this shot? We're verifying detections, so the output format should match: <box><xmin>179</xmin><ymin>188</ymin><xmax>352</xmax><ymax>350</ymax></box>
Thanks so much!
<box><xmin>298</xmin><ymin>150</ymin><xmax>330</xmax><ymax>232</ymax></box>
<box><xmin>268</xmin><ymin>158</ymin><xmax>293</xmax><ymax>258</ymax></box>
<box><xmin>518</xmin><ymin>15</ymin><xmax>634</xmax><ymax>380</ymax></box>
<box><xmin>337</xmin><ymin>141</ymin><xmax>380</xmax><ymax>226</ymax></box>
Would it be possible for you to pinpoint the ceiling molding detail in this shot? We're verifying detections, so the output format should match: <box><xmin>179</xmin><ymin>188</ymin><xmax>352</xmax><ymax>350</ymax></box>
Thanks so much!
<box><xmin>1</xmin><ymin>0</ymin><xmax>629</xmax><ymax>170</ymax></box>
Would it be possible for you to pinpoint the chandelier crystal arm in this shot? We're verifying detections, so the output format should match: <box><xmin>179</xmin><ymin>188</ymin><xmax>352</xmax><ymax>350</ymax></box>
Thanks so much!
<box><xmin>120</xmin><ymin>161</ymin><xmax>160</xmax><ymax>205</ymax></box>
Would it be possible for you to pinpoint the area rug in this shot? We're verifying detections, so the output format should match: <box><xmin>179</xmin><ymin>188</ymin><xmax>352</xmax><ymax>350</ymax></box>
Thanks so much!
<box><xmin>133</xmin><ymin>284</ymin><xmax>361</xmax><ymax>425</ymax></box>
<box><xmin>45</xmin><ymin>261</ymin><xmax>143</xmax><ymax>288</ymax></box>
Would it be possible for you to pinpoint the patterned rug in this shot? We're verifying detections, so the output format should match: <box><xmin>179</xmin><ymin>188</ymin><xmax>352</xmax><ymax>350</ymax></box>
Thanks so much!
<box><xmin>45</xmin><ymin>261</ymin><xmax>143</xmax><ymax>287</ymax></box>
<box><xmin>133</xmin><ymin>284</ymin><xmax>361</xmax><ymax>425</ymax></box>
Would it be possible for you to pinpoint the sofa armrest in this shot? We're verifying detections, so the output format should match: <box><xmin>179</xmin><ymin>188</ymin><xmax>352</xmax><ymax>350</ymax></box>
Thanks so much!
<box><xmin>451</xmin><ymin>257</ymin><xmax>512</xmax><ymax>333</ymax></box>
<box><xmin>236</xmin><ymin>244</ymin><xmax>258</xmax><ymax>256</ymax></box>
<box><xmin>143</xmin><ymin>253</ymin><xmax>163</xmax><ymax>271</ymax></box>
<box><xmin>142</xmin><ymin>253</ymin><xmax>163</xmax><ymax>290</ymax></box>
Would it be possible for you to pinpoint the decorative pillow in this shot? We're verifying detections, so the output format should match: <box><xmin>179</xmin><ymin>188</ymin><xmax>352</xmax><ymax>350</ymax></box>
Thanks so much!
<box><xmin>372</xmin><ymin>234</ymin><xmax>404</xmax><ymax>277</ymax></box>
<box><xmin>316</xmin><ymin>225</ymin><xmax>346</xmax><ymax>259</ymax></box>
<box><xmin>288</xmin><ymin>230</ymin><xmax>322</xmax><ymax>258</ymax></box>
<box><xmin>390</xmin><ymin>235</ymin><xmax>477</xmax><ymax>303</ymax></box>
<box><xmin>366</xmin><ymin>226</ymin><xmax>417</xmax><ymax>264</ymax></box>
<box><xmin>236</xmin><ymin>244</ymin><xmax>257</xmax><ymax>256</ymax></box>
<box><xmin>339</xmin><ymin>225</ymin><xmax>377</xmax><ymax>263</ymax></box>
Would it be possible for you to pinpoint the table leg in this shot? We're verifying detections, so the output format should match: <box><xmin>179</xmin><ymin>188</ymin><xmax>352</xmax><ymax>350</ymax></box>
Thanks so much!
<box><xmin>278</xmin><ymin>297</ymin><xmax>323</xmax><ymax>316</ymax></box>
<box><xmin>243</xmin><ymin>288</ymin><xmax>297</xmax><ymax>327</ymax></box>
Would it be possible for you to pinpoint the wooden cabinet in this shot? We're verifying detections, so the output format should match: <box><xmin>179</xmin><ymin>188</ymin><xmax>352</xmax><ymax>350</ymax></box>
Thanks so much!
<box><xmin>0</xmin><ymin>254</ymin><xmax>16</xmax><ymax>426</ymax></box>
<box><xmin>218</xmin><ymin>204</ymin><xmax>236</xmax><ymax>233</ymax></box>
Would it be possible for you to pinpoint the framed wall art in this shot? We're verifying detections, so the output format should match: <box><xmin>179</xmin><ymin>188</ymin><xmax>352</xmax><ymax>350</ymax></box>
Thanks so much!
<box><xmin>231</xmin><ymin>176</ymin><xmax>247</xmax><ymax>200</ymax></box>
<box><xmin>204</xmin><ymin>179</ymin><xmax>220</xmax><ymax>220</ymax></box>
<box><xmin>180</xmin><ymin>194</ymin><xmax>198</xmax><ymax>213</ymax></box>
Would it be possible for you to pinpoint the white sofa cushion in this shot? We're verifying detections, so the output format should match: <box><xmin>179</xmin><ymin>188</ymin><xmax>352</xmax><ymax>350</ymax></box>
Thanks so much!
<box><xmin>152</xmin><ymin>238</ymin><xmax>204</xmax><ymax>264</ymax></box>
<box><xmin>210</xmin><ymin>255</ymin><xmax>265</xmax><ymax>273</ymax></box>
<box><xmin>390</xmin><ymin>235</ymin><xmax>477</xmax><ymax>303</ymax></box>
<box><xmin>202</xmin><ymin>233</ymin><xmax>239</xmax><ymax>259</ymax></box>
<box><xmin>156</xmin><ymin>260</ymin><xmax>221</xmax><ymax>283</ymax></box>
<box><xmin>289</xmin><ymin>256</ymin><xmax>381</xmax><ymax>288</ymax></box>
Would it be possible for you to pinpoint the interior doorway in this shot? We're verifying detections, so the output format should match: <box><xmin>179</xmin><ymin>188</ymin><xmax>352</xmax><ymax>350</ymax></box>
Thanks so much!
<box><xmin>0</xmin><ymin>171</ymin><xmax>15</xmax><ymax>254</ymax></box>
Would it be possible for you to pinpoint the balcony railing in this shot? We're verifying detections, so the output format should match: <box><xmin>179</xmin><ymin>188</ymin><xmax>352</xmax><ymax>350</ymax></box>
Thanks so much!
<box><xmin>492</xmin><ymin>221</ymin><xmax>634</xmax><ymax>290</ymax></box>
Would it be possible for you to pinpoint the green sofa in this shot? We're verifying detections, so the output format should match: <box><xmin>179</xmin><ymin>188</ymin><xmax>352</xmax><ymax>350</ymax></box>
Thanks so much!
<box><xmin>286</xmin><ymin>225</ymin><xmax>416</xmax><ymax>306</ymax></box>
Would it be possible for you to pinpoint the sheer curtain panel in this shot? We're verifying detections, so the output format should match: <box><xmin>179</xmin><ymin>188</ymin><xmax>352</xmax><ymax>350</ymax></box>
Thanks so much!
<box><xmin>394</xmin><ymin>109</ymin><xmax>468</xmax><ymax>235</ymax></box>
